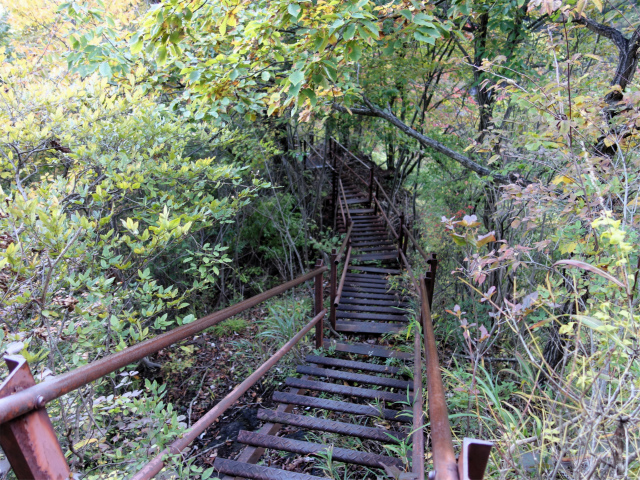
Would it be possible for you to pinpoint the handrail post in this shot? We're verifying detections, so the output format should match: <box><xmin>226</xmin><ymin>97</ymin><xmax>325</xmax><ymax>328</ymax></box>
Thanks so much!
<box><xmin>314</xmin><ymin>259</ymin><xmax>324</xmax><ymax>349</ymax></box>
<box><xmin>398</xmin><ymin>213</ymin><xmax>405</xmax><ymax>254</ymax></box>
<box><xmin>330</xmin><ymin>249</ymin><xmax>337</xmax><ymax>329</ymax></box>
<box><xmin>427</xmin><ymin>254</ymin><xmax>438</xmax><ymax>308</ymax></box>
<box><xmin>403</xmin><ymin>223</ymin><xmax>409</xmax><ymax>256</ymax></box>
<box><xmin>373</xmin><ymin>194</ymin><xmax>378</xmax><ymax>214</ymax></box>
<box><xmin>0</xmin><ymin>356</ymin><xmax>71</xmax><ymax>480</ymax></box>
<box><xmin>368</xmin><ymin>169</ymin><xmax>374</xmax><ymax>206</ymax></box>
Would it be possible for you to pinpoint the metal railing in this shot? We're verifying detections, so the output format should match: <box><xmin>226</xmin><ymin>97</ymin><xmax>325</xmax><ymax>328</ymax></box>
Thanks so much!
<box><xmin>326</xmin><ymin>136</ymin><xmax>493</xmax><ymax>480</ymax></box>
<box><xmin>0</xmin><ymin>264</ymin><xmax>327</xmax><ymax>479</ymax></box>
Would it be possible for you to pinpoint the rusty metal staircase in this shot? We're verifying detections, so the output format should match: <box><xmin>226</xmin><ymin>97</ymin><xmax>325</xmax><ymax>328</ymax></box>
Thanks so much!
<box><xmin>0</xmin><ymin>138</ymin><xmax>491</xmax><ymax>480</ymax></box>
<box><xmin>213</xmin><ymin>157</ymin><xmax>420</xmax><ymax>479</ymax></box>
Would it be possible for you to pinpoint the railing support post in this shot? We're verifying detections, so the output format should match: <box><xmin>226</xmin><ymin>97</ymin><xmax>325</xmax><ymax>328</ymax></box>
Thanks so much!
<box><xmin>330</xmin><ymin>249</ymin><xmax>337</xmax><ymax>330</ymax></box>
<box><xmin>403</xmin><ymin>221</ymin><xmax>409</xmax><ymax>256</ymax></box>
<box><xmin>0</xmin><ymin>356</ymin><xmax>71</xmax><ymax>480</ymax></box>
<box><xmin>368</xmin><ymin>169</ymin><xmax>374</xmax><ymax>206</ymax></box>
<box><xmin>427</xmin><ymin>253</ymin><xmax>438</xmax><ymax>308</ymax></box>
<box><xmin>314</xmin><ymin>259</ymin><xmax>324</xmax><ymax>349</ymax></box>
<box><xmin>398</xmin><ymin>213</ymin><xmax>405</xmax><ymax>255</ymax></box>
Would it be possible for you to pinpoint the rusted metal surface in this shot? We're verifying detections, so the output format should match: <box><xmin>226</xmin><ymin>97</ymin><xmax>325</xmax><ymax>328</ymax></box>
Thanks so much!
<box><xmin>296</xmin><ymin>365</ymin><xmax>413</xmax><ymax>390</ymax></box>
<box><xmin>344</xmin><ymin>273</ymin><xmax>389</xmax><ymax>283</ymax></box>
<box><xmin>237</xmin><ymin>430</ymin><xmax>404</xmax><ymax>468</ymax></box>
<box><xmin>336</xmin><ymin>311</ymin><xmax>409</xmax><ymax>322</ymax></box>
<box><xmin>285</xmin><ymin>377</ymin><xmax>409</xmax><ymax>403</ymax></box>
<box><xmin>0</xmin><ymin>266</ymin><xmax>327</xmax><ymax>427</ymax></box>
<box><xmin>412</xmin><ymin>314</ymin><xmax>425</xmax><ymax>479</ymax></box>
<box><xmin>214</xmin><ymin>458</ymin><xmax>325</xmax><ymax>480</ymax></box>
<box><xmin>256</xmin><ymin>409</ymin><xmax>406</xmax><ymax>443</ymax></box>
<box><xmin>304</xmin><ymin>355</ymin><xmax>402</xmax><ymax>374</ymax></box>
<box><xmin>131</xmin><ymin>308</ymin><xmax>326</xmax><ymax>480</ymax></box>
<box><xmin>403</xmin><ymin>225</ymin><xmax>431</xmax><ymax>264</ymax></box>
<box><xmin>272</xmin><ymin>391</ymin><xmax>412</xmax><ymax>423</ymax></box>
<box><xmin>338</xmin><ymin>304</ymin><xmax>405</xmax><ymax>314</ymax></box>
<box><xmin>322</xmin><ymin>340</ymin><xmax>413</xmax><ymax>360</ymax></box>
<box><xmin>336</xmin><ymin>321</ymin><xmax>404</xmax><ymax>334</ymax></box>
<box><xmin>329</xmin><ymin>249</ymin><xmax>337</xmax><ymax>329</ymax></box>
<box><xmin>348</xmin><ymin>265</ymin><xmax>400</xmax><ymax>274</ymax></box>
<box><xmin>314</xmin><ymin>260</ymin><xmax>324</xmax><ymax>349</ymax></box>
<box><xmin>333</xmin><ymin>245</ymin><xmax>351</xmax><ymax>306</ymax></box>
<box><xmin>427</xmin><ymin>254</ymin><xmax>438</xmax><ymax>308</ymax></box>
<box><xmin>221</xmin><ymin>382</ymin><xmax>310</xmax><ymax>480</ymax></box>
<box><xmin>419</xmin><ymin>278</ymin><xmax>458</xmax><ymax>480</ymax></box>
<box><xmin>337</xmin><ymin>179</ymin><xmax>348</xmax><ymax>230</ymax></box>
<box><xmin>373</xmin><ymin>195</ymin><xmax>399</xmax><ymax>239</ymax></box>
<box><xmin>340</xmin><ymin>297</ymin><xmax>409</xmax><ymax>308</ymax></box>
<box><xmin>459</xmin><ymin>438</ymin><xmax>493</xmax><ymax>480</ymax></box>
<box><xmin>335</xmin><ymin>223</ymin><xmax>353</xmax><ymax>263</ymax></box>
<box><xmin>330</xmin><ymin>136</ymin><xmax>371</xmax><ymax>170</ymax></box>
<box><xmin>374</xmin><ymin>177</ymin><xmax>402</xmax><ymax>217</ymax></box>
<box><xmin>0</xmin><ymin>356</ymin><xmax>71</xmax><ymax>480</ymax></box>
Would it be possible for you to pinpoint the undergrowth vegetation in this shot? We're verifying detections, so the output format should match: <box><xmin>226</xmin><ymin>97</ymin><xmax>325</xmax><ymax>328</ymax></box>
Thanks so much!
<box><xmin>1</xmin><ymin>0</ymin><xmax>640</xmax><ymax>478</ymax></box>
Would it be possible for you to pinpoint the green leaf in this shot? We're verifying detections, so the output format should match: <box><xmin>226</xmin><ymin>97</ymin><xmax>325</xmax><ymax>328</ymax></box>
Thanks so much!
<box><xmin>347</xmin><ymin>42</ymin><xmax>363</xmax><ymax>62</ymax></box>
<box><xmin>261</xmin><ymin>71</ymin><xmax>270</xmax><ymax>81</ymax></box>
<box><xmin>288</xmin><ymin>3</ymin><xmax>301</xmax><ymax>18</ymax></box>
<box><xmin>202</xmin><ymin>467</ymin><xmax>215</xmax><ymax>480</ymax></box>
<box><xmin>157</xmin><ymin>46</ymin><xmax>168</xmax><ymax>65</ymax></box>
<box><xmin>130</xmin><ymin>39</ymin><xmax>144</xmax><ymax>54</ymax></box>
<box><xmin>288</xmin><ymin>70</ymin><xmax>304</xmax><ymax>85</ymax></box>
<box><xmin>188</xmin><ymin>70</ymin><xmax>201</xmax><ymax>82</ymax></box>
<box><xmin>301</xmin><ymin>88</ymin><xmax>317</xmax><ymax>106</ymax></box>
<box><xmin>414</xmin><ymin>31</ymin><xmax>436</xmax><ymax>44</ymax></box>
<box><xmin>99</xmin><ymin>61</ymin><xmax>112</xmax><ymax>78</ymax></box>
<box><xmin>343</xmin><ymin>23</ymin><xmax>356</xmax><ymax>41</ymax></box>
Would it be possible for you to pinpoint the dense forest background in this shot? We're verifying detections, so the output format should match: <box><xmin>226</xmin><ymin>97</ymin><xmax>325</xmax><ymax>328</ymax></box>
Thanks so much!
<box><xmin>1</xmin><ymin>0</ymin><xmax>640</xmax><ymax>478</ymax></box>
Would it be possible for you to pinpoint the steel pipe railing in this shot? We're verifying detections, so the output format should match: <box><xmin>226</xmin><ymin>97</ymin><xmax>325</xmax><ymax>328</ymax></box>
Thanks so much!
<box><xmin>420</xmin><ymin>277</ymin><xmax>458</xmax><ymax>480</ymax></box>
<box><xmin>330</xmin><ymin>136</ymin><xmax>371</xmax><ymax>170</ymax></box>
<box><xmin>132</xmin><ymin>308</ymin><xmax>327</xmax><ymax>480</ymax></box>
<box><xmin>335</xmin><ymin>223</ymin><xmax>353</xmax><ymax>264</ymax></box>
<box><xmin>403</xmin><ymin>225</ymin><xmax>430</xmax><ymax>264</ymax></box>
<box><xmin>333</xmin><ymin>245</ymin><xmax>352</xmax><ymax>306</ymax></box>
<box><xmin>0</xmin><ymin>266</ymin><xmax>326</xmax><ymax>425</ymax></box>
<box><xmin>373</xmin><ymin>194</ymin><xmax>399</xmax><ymax>239</ymax></box>
<box><xmin>412</xmin><ymin>318</ymin><xmax>425</xmax><ymax>479</ymax></box>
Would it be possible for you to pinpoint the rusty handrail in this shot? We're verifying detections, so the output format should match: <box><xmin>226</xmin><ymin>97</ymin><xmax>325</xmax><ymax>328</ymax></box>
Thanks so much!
<box><xmin>373</xmin><ymin>194</ymin><xmax>399</xmax><ymax>239</ymax></box>
<box><xmin>412</xmin><ymin>316</ymin><xmax>425</xmax><ymax>478</ymax></box>
<box><xmin>333</xmin><ymin>245</ymin><xmax>352</xmax><ymax>306</ymax></box>
<box><xmin>0</xmin><ymin>266</ymin><xmax>327</xmax><ymax>426</ymax></box>
<box><xmin>403</xmin><ymin>225</ymin><xmax>430</xmax><ymax>264</ymax></box>
<box><xmin>340</xmin><ymin>178</ymin><xmax>352</xmax><ymax>225</ymax></box>
<box><xmin>330</xmin><ymin>136</ymin><xmax>371</xmax><ymax>170</ymax></box>
<box><xmin>132</xmin><ymin>308</ymin><xmax>327</xmax><ymax>480</ymax></box>
<box><xmin>420</xmin><ymin>277</ymin><xmax>459</xmax><ymax>480</ymax></box>
<box><xmin>338</xmin><ymin>178</ymin><xmax>349</xmax><ymax>229</ymax></box>
<box><xmin>374</xmin><ymin>177</ymin><xmax>402</xmax><ymax>218</ymax></box>
<box><xmin>335</xmin><ymin>223</ymin><xmax>353</xmax><ymax>264</ymax></box>
<box><xmin>336</xmin><ymin>154</ymin><xmax>369</xmax><ymax>188</ymax></box>
<box><xmin>399</xmin><ymin>248</ymin><xmax>420</xmax><ymax>293</ymax></box>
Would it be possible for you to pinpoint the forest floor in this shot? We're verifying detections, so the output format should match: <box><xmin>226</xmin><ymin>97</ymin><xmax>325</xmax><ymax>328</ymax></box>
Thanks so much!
<box><xmin>142</xmin><ymin>302</ymin><xmax>324</xmax><ymax>475</ymax></box>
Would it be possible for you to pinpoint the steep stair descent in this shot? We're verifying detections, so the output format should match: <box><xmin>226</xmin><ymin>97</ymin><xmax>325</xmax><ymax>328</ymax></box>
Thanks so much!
<box><xmin>213</xmin><ymin>171</ymin><xmax>419</xmax><ymax>479</ymax></box>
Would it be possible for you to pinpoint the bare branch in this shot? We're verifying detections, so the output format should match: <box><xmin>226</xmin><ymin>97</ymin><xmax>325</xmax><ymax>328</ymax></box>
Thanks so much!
<box><xmin>332</xmin><ymin>97</ymin><xmax>515</xmax><ymax>184</ymax></box>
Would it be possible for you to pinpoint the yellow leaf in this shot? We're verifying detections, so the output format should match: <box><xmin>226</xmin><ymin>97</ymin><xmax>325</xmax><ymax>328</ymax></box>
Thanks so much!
<box><xmin>559</xmin><ymin>242</ymin><xmax>577</xmax><ymax>254</ymax></box>
<box><xmin>591</xmin><ymin>0</ymin><xmax>603</xmax><ymax>11</ymax></box>
<box><xmin>558</xmin><ymin>322</ymin><xmax>575</xmax><ymax>335</ymax></box>
<box><xmin>227</xmin><ymin>14</ymin><xmax>237</xmax><ymax>27</ymax></box>
<box><xmin>551</xmin><ymin>175</ymin><xmax>574</xmax><ymax>185</ymax></box>
<box><xmin>603</xmin><ymin>136</ymin><xmax>615</xmax><ymax>147</ymax></box>
<box><xmin>73</xmin><ymin>438</ymin><xmax>98</xmax><ymax>451</ymax></box>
